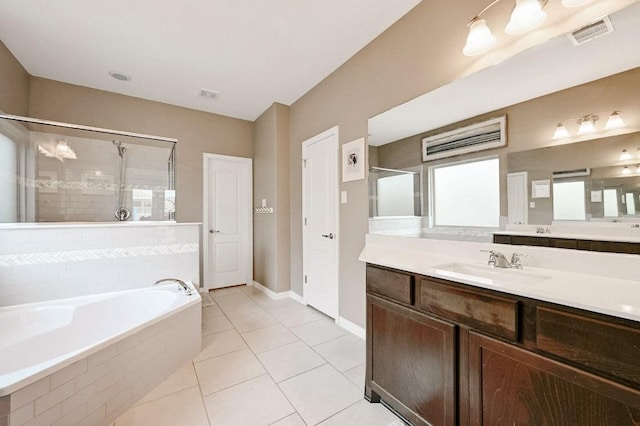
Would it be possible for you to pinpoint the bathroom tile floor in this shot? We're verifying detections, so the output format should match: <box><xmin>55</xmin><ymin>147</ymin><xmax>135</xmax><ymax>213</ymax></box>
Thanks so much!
<box><xmin>114</xmin><ymin>285</ymin><xmax>403</xmax><ymax>426</ymax></box>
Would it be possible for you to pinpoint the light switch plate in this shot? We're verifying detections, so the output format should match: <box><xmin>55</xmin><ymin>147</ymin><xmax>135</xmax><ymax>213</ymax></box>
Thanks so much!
<box><xmin>530</xmin><ymin>202</ymin><xmax>535</xmax><ymax>208</ymax></box>
<box><xmin>341</xmin><ymin>191</ymin><xmax>347</xmax><ymax>204</ymax></box>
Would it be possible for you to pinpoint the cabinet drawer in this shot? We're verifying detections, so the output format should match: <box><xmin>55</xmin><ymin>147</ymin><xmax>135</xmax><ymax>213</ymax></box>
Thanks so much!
<box><xmin>419</xmin><ymin>278</ymin><xmax>518</xmax><ymax>341</ymax></box>
<box><xmin>536</xmin><ymin>307</ymin><xmax>640</xmax><ymax>386</ymax></box>
<box><xmin>367</xmin><ymin>265</ymin><xmax>414</xmax><ymax>305</ymax></box>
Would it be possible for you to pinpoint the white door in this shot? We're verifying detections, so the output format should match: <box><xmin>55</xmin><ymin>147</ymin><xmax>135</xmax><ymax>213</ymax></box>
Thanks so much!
<box><xmin>302</xmin><ymin>127</ymin><xmax>339</xmax><ymax>319</ymax></box>
<box><xmin>203</xmin><ymin>154</ymin><xmax>252</xmax><ymax>290</ymax></box>
<box><xmin>507</xmin><ymin>172</ymin><xmax>528</xmax><ymax>225</ymax></box>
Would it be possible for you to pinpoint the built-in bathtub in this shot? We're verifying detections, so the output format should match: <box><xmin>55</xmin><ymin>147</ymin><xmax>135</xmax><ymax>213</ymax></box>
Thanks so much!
<box><xmin>0</xmin><ymin>283</ymin><xmax>201</xmax><ymax>426</ymax></box>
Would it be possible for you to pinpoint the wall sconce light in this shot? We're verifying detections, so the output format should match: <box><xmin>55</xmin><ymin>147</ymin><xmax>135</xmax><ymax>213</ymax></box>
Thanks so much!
<box><xmin>620</xmin><ymin>149</ymin><xmax>632</xmax><ymax>161</ymax></box>
<box><xmin>463</xmin><ymin>0</ymin><xmax>593</xmax><ymax>56</ymax></box>
<box><xmin>622</xmin><ymin>165</ymin><xmax>631</xmax><ymax>175</ymax></box>
<box><xmin>636</xmin><ymin>164</ymin><xmax>640</xmax><ymax>173</ymax></box>
<box><xmin>605</xmin><ymin>111</ymin><xmax>625</xmax><ymax>130</ymax></box>
<box><xmin>577</xmin><ymin>116</ymin><xmax>597</xmax><ymax>135</ymax></box>
<box><xmin>552</xmin><ymin>123</ymin><xmax>569</xmax><ymax>140</ymax></box>
<box><xmin>553</xmin><ymin>111</ymin><xmax>625</xmax><ymax>139</ymax></box>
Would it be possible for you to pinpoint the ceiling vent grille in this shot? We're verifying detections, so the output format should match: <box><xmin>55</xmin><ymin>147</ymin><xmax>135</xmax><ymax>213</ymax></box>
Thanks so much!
<box><xmin>567</xmin><ymin>16</ymin><xmax>614</xmax><ymax>46</ymax></box>
<box><xmin>552</xmin><ymin>168</ymin><xmax>591</xmax><ymax>178</ymax></box>
<box><xmin>422</xmin><ymin>116</ymin><xmax>506</xmax><ymax>162</ymax></box>
<box><xmin>199</xmin><ymin>88</ymin><xmax>220</xmax><ymax>100</ymax></box>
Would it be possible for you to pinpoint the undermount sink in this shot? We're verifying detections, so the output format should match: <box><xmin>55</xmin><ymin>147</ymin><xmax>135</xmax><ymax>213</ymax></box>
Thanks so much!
<box><xmin>431</xmin><ymin>262</ymin><xmax>550</xmax><ymax>286</ymax></box>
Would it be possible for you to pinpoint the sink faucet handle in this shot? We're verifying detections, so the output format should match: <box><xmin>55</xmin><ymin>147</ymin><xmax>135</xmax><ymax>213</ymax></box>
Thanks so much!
<box><xmin>510</xmin><ymin>253</ymin><xmax>526</xmax><ymax>269</ymax></box>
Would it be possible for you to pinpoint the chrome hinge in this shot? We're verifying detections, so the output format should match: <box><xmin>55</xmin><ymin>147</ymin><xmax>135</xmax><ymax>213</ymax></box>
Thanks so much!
<box><xmin>303</xmin><ymin>159</ymin><xmax>307</xmax><ymax>168</ymax></box>
<box><xmin>304</xmin><ymin>217</ymin><xmax>307</xmax><ymax>226</ymax></box>
<box><xmin>304</xmin><ymin>275</ymin><xmax>307</xmax><ymax>284</ymax></box>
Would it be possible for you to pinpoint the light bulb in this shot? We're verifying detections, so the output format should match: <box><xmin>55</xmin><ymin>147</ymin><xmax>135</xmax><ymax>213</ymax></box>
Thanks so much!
<box><xmin>463</xmin><ymin>19</ymin><xmax>497</xmax><ymax>56</ymax></box>
<box><xmin>505</xmin><ymin>0</ymin><xmax>547</xmax><ymax>35</ymax></box>
<box><xmin>605</xmin><ymin>111</ymin><xmax>625</xmax><ymax>130</ymax></box>
<box><xmin>577</xmin><ymin>117</ymin><xmax>596</xmax><ymax>135</ymax></box>
<box><xmin>552</xmin><ymin>123</ymin><xmax>569</xmax><ymax>139</ymax></box>
<box><xmin>620</xmin><ymin>150</ymin><xmax>632</xmax><ymax>161</ymax></box>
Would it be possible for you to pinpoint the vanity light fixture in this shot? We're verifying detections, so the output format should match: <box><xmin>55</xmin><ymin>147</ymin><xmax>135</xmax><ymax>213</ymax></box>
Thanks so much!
<box><xmin>552</xmin><ymin>123</ymin><xmax>570</xmax><ymax>140</ymax></box>
<box><xmin>605</xmin><ymin>111</ymin><xmax>625</xmax><ymax>130</ymax></box>
<box><xmin>463</xmin><ymin>0</ymin><xmax>594</xmax><ymax>56</ymax></box>
<box><xmin>577</xmin><ymin>116</ymin><xmax>597</xmax><ymax>135</ymax></box>
<box><xmin>636</xmin><ymin>164</ymin><xmax>640</xmax><ymax>173</ymax></box>
<box><xmin>620</xmin><ymin>149</ymin><xmax>632</xmax><ymax>161</ymax></box>
<box><xmin>622</xmin><ymin>165</ymin><xmax>631</xmax><ymax>175</ymax></box>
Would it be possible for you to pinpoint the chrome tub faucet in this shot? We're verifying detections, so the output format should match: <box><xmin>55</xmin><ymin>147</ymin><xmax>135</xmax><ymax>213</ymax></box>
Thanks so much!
<box><xmin>154</xmin><ymin>278</ymin><xmax>194</xmax><ymax>295</ymax></box>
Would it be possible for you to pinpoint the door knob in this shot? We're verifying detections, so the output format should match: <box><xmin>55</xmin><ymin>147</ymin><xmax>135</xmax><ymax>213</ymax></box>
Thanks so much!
<box><xmin>209</xmin><ymin>229</ymin><xmax>220</xmax><ymax>234</ymax></box>
<box><xmin>321</xmin><ymin>233</ymin><xmax>334</xmax><ymax>239</ymax></box>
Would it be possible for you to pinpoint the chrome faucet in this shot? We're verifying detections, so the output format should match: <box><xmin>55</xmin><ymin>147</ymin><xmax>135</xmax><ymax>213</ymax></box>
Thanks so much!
<box><xmin>154</xmin><ymin>278</ymin><xmax>194</xmax><ymax>295</ymax></box>
<box><xmin>487</xmin><ymin>251</ymin><xmax>511</xmax><ymax>268</ymax></box>
<box><xmin>486</xmin><ymin>251</ymin><xmax>525</xmax><ymax>269</ymax></box>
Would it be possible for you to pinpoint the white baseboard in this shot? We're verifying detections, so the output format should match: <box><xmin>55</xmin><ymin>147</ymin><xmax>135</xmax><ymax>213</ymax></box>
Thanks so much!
<box><xmin>250</xmin><ymin>281</ymin><xmax>365</xmax><ymax>340</ymax></box>
<box><xmin>336</xmin><ymin>316</ymin><xmax>366</xmax><ymax>340</ymax></box>
<box><xmin>251</xmin><ymin>281</ymin><xmax>305</xmax><ymax>304</ymax></box>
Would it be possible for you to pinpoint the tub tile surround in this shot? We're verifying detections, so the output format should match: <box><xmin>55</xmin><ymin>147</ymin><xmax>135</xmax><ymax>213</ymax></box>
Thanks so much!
<box><xmin>360</xmin><ymin>233</ymin><xmax>640</xmax><ymax>322</ymax></box>
<box><xmin>0</xmin><ymin>223</ymin><xmax>200</xmax><ymax>306</ymax></box>
<box><xmin>114</xmin><ymin>285</ymin><xmax>402</xmax><ymax>426</ymax></box>
<box><xmin>5</xmin><ymin>300</ymin><xmax>201</xmax><ymax>426</ymax></box>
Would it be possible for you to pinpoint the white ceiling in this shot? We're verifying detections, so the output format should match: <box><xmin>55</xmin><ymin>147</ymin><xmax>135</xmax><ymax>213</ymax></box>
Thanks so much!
<box><xmin>368</xmin><ymin>1</ymin><xmax>640</xmax><ymax>146</ymax></box>
<box><xmin>0</xmin><ymin>0</ymin><xmax>421</xmax><ymax>121</ymax></box>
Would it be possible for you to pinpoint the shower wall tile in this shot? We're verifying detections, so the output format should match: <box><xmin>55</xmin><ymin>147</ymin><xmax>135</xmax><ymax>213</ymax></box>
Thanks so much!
<box><xmin>0</xmin><ymin>223</ymin><xmax>200</xmax><ymax>306</ymax></box>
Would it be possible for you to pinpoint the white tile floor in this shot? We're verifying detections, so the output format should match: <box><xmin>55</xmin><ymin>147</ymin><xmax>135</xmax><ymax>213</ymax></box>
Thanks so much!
<box><xmin>114</xmin><ymin>285</ymin><xmax>403</xmax><ymax>426</ymax></box>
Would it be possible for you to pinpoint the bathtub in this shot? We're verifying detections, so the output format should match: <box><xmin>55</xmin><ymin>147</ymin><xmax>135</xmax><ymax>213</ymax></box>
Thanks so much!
<box><xmin>0</xmin><ymin>283</ymin><xmax>201</xmax><ymax>425</ymax></box>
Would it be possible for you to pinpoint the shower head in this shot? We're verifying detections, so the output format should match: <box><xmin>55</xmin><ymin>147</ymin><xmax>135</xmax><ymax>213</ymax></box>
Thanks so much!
<box><xmin>112</xmin><ymin>140</ymin><xmax>127</xmax><ymax>157</ymax></box>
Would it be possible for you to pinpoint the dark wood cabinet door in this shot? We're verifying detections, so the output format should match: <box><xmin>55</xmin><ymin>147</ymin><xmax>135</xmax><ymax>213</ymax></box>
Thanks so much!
<box><xmin>368</xmin><ymin>295</ymin><xmax>456</xmax><ymax>426</ymax></box>
<box><xmin>468</xmin><ymin>332</ymin><xmax>640</xmax><ymax>426</ymax></box>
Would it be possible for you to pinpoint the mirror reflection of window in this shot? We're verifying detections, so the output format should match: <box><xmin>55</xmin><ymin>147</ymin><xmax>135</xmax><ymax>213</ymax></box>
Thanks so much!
<box><xmin>132</xmin><ymin>189</ymin><xmax>153</xmax><ymax>220</ymax></box>
<box><xmin>603</xmin><ymin>188</ymin><xmax>619</xmax><ymax>217</ymax></box>
<box><xmin>553</xmin><ymin>181</ymin><xmax>586</xmax><ymax>221</ymax></box>
<box><xmin>431</xmin><ymin>157</ymin><xmax>499</xmax><ymax>227</ymax></box>
<box><xmin>376</xmin><ymin>174</ymin><xmax>415</xmax><ymax>216</ymax></box>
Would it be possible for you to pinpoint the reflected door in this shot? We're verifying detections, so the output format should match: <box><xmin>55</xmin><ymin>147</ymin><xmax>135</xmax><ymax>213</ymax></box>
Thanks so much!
<box><xmin>204</xmin><ymin>154</ymin><xmax>252</xmax><ymax>290</ymax></box>
<box><xmin>507</xmin><ymin>172</ymin><xmax>528</xmax><ymax>224</ymax></box>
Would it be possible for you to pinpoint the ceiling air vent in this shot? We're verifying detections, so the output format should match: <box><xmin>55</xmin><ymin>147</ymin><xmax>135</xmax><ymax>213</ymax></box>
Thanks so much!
<box><xmin>552</xmin><ymin>168</ymin><xmax>591</xmax><ymax>179</ymax></box>
<box><xmin>567</xmin><ymin>16</ymin><xmax>614</xmax><ymax>46</ymax></box>
<box><xmin>422</xmin><ymin>116</ymin><xmax>506</xmax><ymax>162</ymax></box>
<box><xmin>199</xmin><ymin>88</ymin><xmax>220</xmax><ymax>100</ymax></box>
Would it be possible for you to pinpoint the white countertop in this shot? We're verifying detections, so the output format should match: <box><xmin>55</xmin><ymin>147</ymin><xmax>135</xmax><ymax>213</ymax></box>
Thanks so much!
<box><xmin>360</xmin><ymin>234</ymin><xmax>640</xmax><ymax>323</ymax></box>
<box><xmin>0</xmin><ymin>221</ymin><xmax>201</xmax><ymax>230</ymax></box>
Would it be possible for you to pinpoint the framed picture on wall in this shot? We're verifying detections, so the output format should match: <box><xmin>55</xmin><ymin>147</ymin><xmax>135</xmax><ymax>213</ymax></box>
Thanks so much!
<box><xmin>342</xmin><ymin>137</ymin><xmax>365</xmax><ymax>182</ymax></box>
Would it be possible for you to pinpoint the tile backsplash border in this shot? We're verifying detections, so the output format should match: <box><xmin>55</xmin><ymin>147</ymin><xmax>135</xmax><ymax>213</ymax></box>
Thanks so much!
<box><xmin>0</xmin><ymin>223</ymin><xmax>200</xmax><ymax>306</ymax></box>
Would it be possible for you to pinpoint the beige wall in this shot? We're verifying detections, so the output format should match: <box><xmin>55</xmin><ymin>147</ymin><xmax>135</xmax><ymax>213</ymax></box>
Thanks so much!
<box><xmin>0</xmin><ymin>41</ymin><xmax>29</xmax><ymax>116</ymax></box>
<box><xmin>253</xmin><ymin>103</ymin><xmax>290</xmax><ymax>292</ymax></box>
<box><xmin>28</xmin><ymin>77</ymin><xmax>253</xmax><ymax>223</ymax></box>
<box><xmin>288</xmin><ymin>0</ymin><xmax>488</xmax><ymax>327</ymax></box>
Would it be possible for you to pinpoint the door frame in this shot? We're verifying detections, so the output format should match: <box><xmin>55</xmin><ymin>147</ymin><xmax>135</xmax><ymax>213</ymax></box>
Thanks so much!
<box><xmin>202</xmin><ymin>153</ymin><xmax>253</xmax><ymax>291</ymax></box>
<box><xmin>302</xmin><ymin>126</ymin><xmax>340</xmax><ymax>319</ymax></box>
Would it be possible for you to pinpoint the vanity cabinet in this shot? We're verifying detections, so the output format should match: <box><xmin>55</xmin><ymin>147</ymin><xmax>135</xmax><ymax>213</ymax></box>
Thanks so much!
<box><xmin>366</xmin><ymin>264</ymin><xmax>640</xmax><ymax>426</ymax></box>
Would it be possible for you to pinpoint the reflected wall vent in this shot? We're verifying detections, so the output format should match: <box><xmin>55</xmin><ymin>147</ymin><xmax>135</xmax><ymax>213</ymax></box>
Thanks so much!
<box><xmin>552</xmin><ymin>168</ymin><xmax>591</xmax><ymax>178</ymax></box>
<box><xmin>568</xmin><ymin>16</ymin><xmax>614</xmax><ymax>46</ymax></box>
<box><xmin>198</xmin><ymin>88</ymin><xmax>220</xmax><ymax>100</ymax></box>
<box><xmin>421</xmin><ymin>116</ymin><xmax>506</xmax><ymax>162</ymax></box>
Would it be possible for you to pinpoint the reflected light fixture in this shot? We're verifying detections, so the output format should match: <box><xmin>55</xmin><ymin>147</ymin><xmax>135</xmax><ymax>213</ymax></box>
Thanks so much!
<box><xmin>636</xmin><ymin>164</ymin><xmax>640</xmax><ymax>173</ymax></box>
<box><xmin>463</xmin><ymin>0</ymin><xmax>594</xmax><ymax>56</ymax></box>
<box><xmin>622</xmin><ymin>165</ymin><xmax>631</xmax><ymax>175</ymax></box>
<box><xmin>577</xmin><ymin>116</ymin><xmax>597</xmax><ymax>135</ymax></box>
<box><xmin>620</xmin><ymin>149</ymin><xmax>632</xmax><ymax>161</ymax></box>
<box><xmin>505</xmin><ymin>0</ymin><xmax>547</xmax><ymax>35</ymax></box>
<box><xmin>37</xmin><ymin>139</ymin><xmax>78</xmax><ymax>162</ymax></box>
<box><xmin>605</xmin><ymin>111</ymin><xmax>625</xmax><ymax>130</ymax></box>
<box><xmin>552</xmin><ymin>123</ymin><xmax>569</xmax><ymax>140</ymax></box>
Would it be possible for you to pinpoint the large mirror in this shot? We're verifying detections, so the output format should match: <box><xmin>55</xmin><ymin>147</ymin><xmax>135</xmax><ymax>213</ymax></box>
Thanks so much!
<box><xmin>367</xmin><ymin>2</ymin><xmax>640</xmax><ymax>241</ymax></box>
<box><xmin>0</xmin><ymin>114</ymin><xmax>177</xmax><ymax>223</ymax></box>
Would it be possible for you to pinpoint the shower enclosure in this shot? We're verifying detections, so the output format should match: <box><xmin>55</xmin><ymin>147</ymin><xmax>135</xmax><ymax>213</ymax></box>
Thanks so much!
<box><xmin>0</xmin><ymin>113</ymin><xmax>177</xmax><ymax>223</ymax></box>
